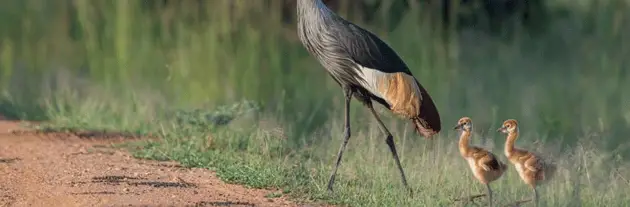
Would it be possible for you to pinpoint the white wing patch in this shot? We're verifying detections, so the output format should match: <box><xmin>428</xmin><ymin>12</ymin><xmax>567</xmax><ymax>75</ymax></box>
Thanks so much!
<box><xmin>356</xmin><ymin>65</ymin><xmax>388</xmax><ymax>101</ymax></box>
<box><xmin>355</xmin><ymin>64</ymin><xmax>424</xmax><ymax>118</ymax></box>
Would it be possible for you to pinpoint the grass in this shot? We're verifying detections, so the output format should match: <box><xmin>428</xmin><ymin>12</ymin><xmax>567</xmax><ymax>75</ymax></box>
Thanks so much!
<box><xmin>2</xmin><ymin>0</ymin><xmax>630</xmax><ymax>206</ymax></box>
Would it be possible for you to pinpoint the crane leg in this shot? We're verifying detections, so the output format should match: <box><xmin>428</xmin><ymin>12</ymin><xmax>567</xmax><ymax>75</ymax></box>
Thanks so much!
<box><xmin>327</xmin><ymin>88</ymin><xmax>353</xmax><ymax>192</ymax></box>
<box><xmin>366</xmin><ymin>103</ymin><xmax>412</xmax><ymax>194</ymax></box>
<box><xmin>533</xmin><ymin>187</ymin><xmax>539</xmax><ymax>207</ymax></box>
<box><xmin>486</xmin><ymin>183</ymin><xmax>493</xmax><ymax>207</ymax></box>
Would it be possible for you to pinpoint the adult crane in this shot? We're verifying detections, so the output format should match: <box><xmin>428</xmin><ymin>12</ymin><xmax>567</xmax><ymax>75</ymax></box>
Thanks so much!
<box><xmin>296</xmin><ymin>0</ymin><xmax>442</xmax><ymax>193</ymax></box>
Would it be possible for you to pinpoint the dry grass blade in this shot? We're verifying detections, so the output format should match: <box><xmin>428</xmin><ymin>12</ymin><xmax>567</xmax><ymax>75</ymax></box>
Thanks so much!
<box><xmin>615</xmin><ymin>168</ymin><xmax>630</xmax><ymax>186</ymax></box>
<box><xmin>452</xmin><ymin>193</ymin><xmax>487</xmax><ymax>202</ymax></box>
<box><xmin>452</xmin><ymin>193</ymin><xmax>487</xmax><ymax>206</ymax></box>
<box><xmin>502</xmin><ymin>199</ymin><xmax>532</xmax><ymax>207</ymax></box>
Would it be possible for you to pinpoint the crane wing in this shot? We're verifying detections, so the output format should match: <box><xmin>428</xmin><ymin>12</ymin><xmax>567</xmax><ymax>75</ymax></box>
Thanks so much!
<box><xmin>523</xmin><ymin>155</ymin><xmax>544</xmax><ymax>172</ymax></box>
<box><xmin>329</xmin><ymin>19</ymin><xmax>442</xmax><ymax>137</ymax></box>
<box><xmin>333</xmin><ymin>21</ymin><xmax>413</xmax><ymax>75</ymax></box>
<box><xmin>479</xmin><ymin>153</ymin><xmax>503</xmax><ymax>172</ymax></box>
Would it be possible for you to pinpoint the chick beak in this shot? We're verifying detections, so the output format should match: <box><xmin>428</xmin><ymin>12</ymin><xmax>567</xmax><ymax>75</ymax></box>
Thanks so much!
<box><xmin>453</xmin><ymin>124</ymin><xmax>462</xmax><ymax>130</ymax></box>
<box><xmin>497</xmin><ymin>126</ymin><xmax>506</xmax><ymax>133</ymax></box>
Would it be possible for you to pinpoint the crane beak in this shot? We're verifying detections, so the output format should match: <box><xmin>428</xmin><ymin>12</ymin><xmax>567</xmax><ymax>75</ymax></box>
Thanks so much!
<box><xmin>453</xmin><ymin>124</ymin><xmax>462</xmax><ymax>130</ymax></box>
<box><xmin>497</xmin><ymin>126</ymin><xmax>507</xmax><ymax>133</ymax></box>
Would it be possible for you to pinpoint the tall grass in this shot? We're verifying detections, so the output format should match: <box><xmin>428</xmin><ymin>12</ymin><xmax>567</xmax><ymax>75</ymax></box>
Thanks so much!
<box><xmin>1</xmin><ymin>0</ymin><xmax>629</xmax><ymax>206</ymax></box>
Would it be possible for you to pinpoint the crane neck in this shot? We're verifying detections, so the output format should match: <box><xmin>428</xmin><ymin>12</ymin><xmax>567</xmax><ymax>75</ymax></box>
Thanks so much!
<box><xmin>458</xmin><ymin>130</ymin><xmax>472</xmax><ymax>157</ymax></box>
<box><xmin>297</xmin><ymin>0</ymin><xmax>332</xmax><ymax>21</ymax></box>
<box><xmin>504</xmin><ymin>129</ymin><xmax>519</xmax><ymax>157</ymax></box>
<box><xmin>297</xmin><ymin>0</ymin><xmax>323</xmax><ymax>9</ymax></box>
<box><xmin>297</xmin><ymin>0</ymin><xmax>320</xmax><ymax>6</ymax></box>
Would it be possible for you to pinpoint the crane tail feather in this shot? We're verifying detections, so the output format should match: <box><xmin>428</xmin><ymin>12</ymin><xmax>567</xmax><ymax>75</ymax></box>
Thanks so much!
<box><xmin>412</xmin><ymin>118</ymin><xmax>437</xmax><ymax>138</ymax></box>
<box><xmin>411</xmin><ymin>80</ymin><xmax>441</xmax><ymax>138</ymax></box>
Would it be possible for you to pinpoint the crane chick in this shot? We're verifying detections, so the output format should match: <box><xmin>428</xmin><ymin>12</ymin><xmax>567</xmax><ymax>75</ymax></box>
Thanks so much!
<box><xmin>498</xmin><ymin>119</ymin><xmax>556</xmax><ymax>207</ymax></box>
<box><xmin>454</xmin><ymin>117</ymin><xmax>506</xmax><ymax>207</ymax></box>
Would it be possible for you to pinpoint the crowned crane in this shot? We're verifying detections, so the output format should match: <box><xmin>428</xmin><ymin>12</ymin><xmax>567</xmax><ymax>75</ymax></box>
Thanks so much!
<box><xmin>296</xmin><ymin>0</ymin><xmax>442</xmax><ymax>193</ymax></box>
<box><xmin>498</xmin><ymin>119</ymin><xmax>556</xmax><ymax>207</ymax></box>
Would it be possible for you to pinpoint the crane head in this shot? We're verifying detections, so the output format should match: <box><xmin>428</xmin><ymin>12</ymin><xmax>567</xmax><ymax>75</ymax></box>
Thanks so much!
<box><xmin>497</xmin><ymin>119</ymin><xmax>518</xmax><ymax>134</ymax></box>
<box><xmin>453</xmin><ymin>116</ymin><xmax>473</xmax><ymax>132</ymax></box>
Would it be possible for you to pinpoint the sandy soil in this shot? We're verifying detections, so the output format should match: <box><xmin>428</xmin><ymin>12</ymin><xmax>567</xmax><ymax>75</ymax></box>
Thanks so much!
<box><xmin>0</xmin><ymin>120</ymin><xmax>310</xmax><ymax>207</ymax></box>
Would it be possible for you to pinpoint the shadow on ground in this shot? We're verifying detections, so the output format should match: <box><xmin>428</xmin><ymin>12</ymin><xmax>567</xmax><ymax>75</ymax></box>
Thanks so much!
<box><xmin>192</xmin><ymin>201</ymin><xmax>257</xmax><ymax>207</ymax></box>
<box><xmin>68</xmin><ymin>175</ymin><xmax>197</xmax><ymax>189</ymax></box>
<box><xmin>0</xmin><ymin>157</ymin><xmax>20</xmax><ymax>163</ymax></box>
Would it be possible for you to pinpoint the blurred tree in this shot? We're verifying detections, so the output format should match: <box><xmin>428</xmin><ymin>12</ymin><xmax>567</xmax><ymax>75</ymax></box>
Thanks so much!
<box><xmin>136</xmin><ymin>0</ymin><xmax>548</xmax><ymax>37</ymax></box>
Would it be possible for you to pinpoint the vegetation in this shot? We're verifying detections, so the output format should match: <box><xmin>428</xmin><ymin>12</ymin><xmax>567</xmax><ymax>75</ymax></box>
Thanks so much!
<box><xmin>1</xmin><ymin>0</ymin><xmax>629</xmax><ymax>206</ymax></box>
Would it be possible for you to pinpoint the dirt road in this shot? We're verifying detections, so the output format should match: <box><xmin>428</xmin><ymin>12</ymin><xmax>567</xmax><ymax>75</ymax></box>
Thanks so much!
<box><xmin>0</xmin><ymin>120</ymin><xmax>303</xmax><ymax>207</ymax></box>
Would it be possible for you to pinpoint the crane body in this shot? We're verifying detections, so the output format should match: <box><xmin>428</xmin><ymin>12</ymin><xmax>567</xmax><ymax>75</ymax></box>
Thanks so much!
<box><xmin>499</xmin><ymin>119</ymin><xmax>556</xmax><ymax>207</ymax></box>
<box><xmin>296</xmin><ymin>0</ymin><xmax>442</xmax><ymax>193</ymax></box>
<box><xmin>455</xmin><ymin>117</ymin><xmax>507</xmax><ymax>207</ymax></box>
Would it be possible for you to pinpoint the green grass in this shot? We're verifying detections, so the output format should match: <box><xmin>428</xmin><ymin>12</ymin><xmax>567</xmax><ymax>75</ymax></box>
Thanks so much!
<box><xmin>2</xmin><ymin>0</ymin><xmax>630</xmax><ymax>206</ymax></box>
